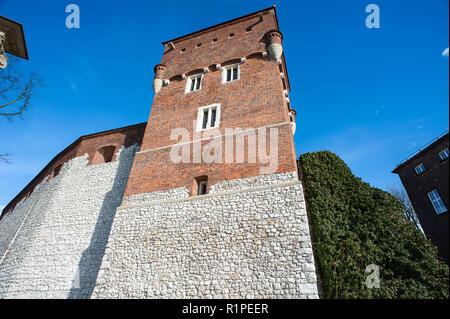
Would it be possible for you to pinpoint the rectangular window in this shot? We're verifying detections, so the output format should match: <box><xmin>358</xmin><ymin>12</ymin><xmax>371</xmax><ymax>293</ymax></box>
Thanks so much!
<box><xmin>439</xmin><ymin>148</ymin><xmax>449</xmax><ymax>160</ymax></box>
<box><xmin>196</xmin><ymin>104</ymin><xmax>221</xmax><ymax>131</ymax></box>
<box><xmin>202</xmin><ymin>110</ymin><xmax>209</xmax><ymax>129</ymax></box>
<box><xmin>415</xmin><ymin>163</ymin><xmax>426</xmax><ymax>175</ymax></box>
<box><xmin>186</xmin><ymin>74</ymin><xmax>202</xmax><ymax>93</ymax></box>
<box><xmin>198</xmin><ymin>181</ymin><xmax>207</xmax><ymax>195</ymax></box>
<box><xmin>427</xmin><ymin>190</ymin><xmax>447</xmax><ymax>214</ymax></box>
<box><xmin>210</xmin><ymin>108</ymin><xmax>217</xmax><ymax>127</ymax></box>
<box><xmin>223</xmin><ymin>64</ymin><xmax>240</xmax><ymax>83</ymax></box>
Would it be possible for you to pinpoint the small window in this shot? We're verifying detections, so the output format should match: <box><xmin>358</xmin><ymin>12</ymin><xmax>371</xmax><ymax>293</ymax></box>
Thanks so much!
<box><xmin>197</xmin><ymin>43</ymin><xmax>201</xmax><ymax>47</ymax></box>
<box><xmin>196</xmin><ymin>103</ymin><xmax>221</xmax><ymax>131</ymax></box>
<box><xmin>427</xmin><ymin>190</ymin><xmax>447</xmax><ymax>214</ymax></box>
<box><xmin>181</xmin><ymin>48</ymin><xmax>186</xmax><ymax>52</ymax></box>
<box><xmin>198</xmin><ymin>181</ymin><xmax>207</xmax><ymax>195</ymax></box>
<box><xmin>439</xmin><ymin>148</ymin><xmax>449</xmax><ymax>160</ymax></box>
<box><xmin>415</xmin><ymin>163</ymin><xmax>426</xmax><ymax>175</ymax></box>
<box><xmin>212</xmin><ymin>38</ymin><xmax>218</xmax><ymax>43</ymax></box>
<box><xmin>186</xmin><ymin>74</ymin><xmax>203</xmax><ymax>93</ymax></box>
<box><xmin>193</xmin><ymin>176</ymin><xmax>208</xmax><ymax>196</ymax></box>
<box><xmin>222</xmin><ymin>64</ymin><xmax>240</xmax><ymax>83</ymax></box>
<box><xmin>229</xmin><ymin>32</ymin><xmax>234</xmax><ymax>38</ymax></box>
<box><xmin>246</xmin><ymin>27</ymin><xmax>252</xmax><ymax>33</ymax></box>
<box><xmin>53</xmin><ymin>164</ymin><xmax>62</xmax><ymax>177</ymax></box>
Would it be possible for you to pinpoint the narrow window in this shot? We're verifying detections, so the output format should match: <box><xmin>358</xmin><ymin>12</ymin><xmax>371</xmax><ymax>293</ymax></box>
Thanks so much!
<box><xmin>198</xmin><ymin>181</ymin><xmax>207</xmax><ymax>195</ymax></box>
<box><xmin>210</xmin><ymin>109</ymin><xmax>217</xmax><ymax>127</ymax></box>
<box><xmin>195</xmin><ymin>75</ymin><xmax>201</xmax><ymax>90</ymax></box>
<box><xmin>414</xmin><ymin>163</ymin><xmax>426</xmax><ymax>175</ymax></box>
<box><xmin>202</xmin><ymin>109</ymin><xmax>209</xmax><ymax>129</ymax></box>
<box><xmin>227</xmin><ymin>68</ymin><xmax>232</xmax><ymax>82</ymax></box>
<box><xmin>427</xmin><ymin>190</ymin><xmax>447</xmax><ymax>214</ymax></box>
<box><xmin>232</xmin><ymin>66</ymin><xmax>238</xmax><ymax>80</ymax></box>
<box><xmin>439</xmin><ymin>148</ymin><xmax>449</xmax><ymax>160</ymax></box>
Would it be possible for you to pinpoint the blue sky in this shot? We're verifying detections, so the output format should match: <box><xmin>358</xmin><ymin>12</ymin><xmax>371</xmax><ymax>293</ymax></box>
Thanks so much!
<box><xmin>0</xmin><ymin>0</ymin><xmax>448</xmax><ymax>208</ymax></box>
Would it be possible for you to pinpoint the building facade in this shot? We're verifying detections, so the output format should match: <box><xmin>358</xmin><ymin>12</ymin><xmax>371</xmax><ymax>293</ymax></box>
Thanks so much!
<box><xmin>0</xmin><ymin>7</ymin><xmax>320</xmax><ymax>298</ymax></box>
<box><xmin>393</xmin><ymin>132</ymin><xmax>449</xmax><ymax>264</ymax></box>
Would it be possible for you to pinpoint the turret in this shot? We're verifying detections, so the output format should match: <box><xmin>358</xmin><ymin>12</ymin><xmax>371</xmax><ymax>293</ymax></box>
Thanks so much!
<box><xmin>264</xmin><ymin>30</ymin><xmax>283</xmax><ymax>62</ymax></box>
<box><xmin>153</xmin><ymin>64</ymin><xmax>166</xmax><ymax>93</ymax></box>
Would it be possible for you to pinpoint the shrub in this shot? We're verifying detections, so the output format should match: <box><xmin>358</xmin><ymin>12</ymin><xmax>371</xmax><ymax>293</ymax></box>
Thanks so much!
<box><xmin>298</xmin><ymin>151</ymin><xmax>449</xmax><ymax>298</ymax></box>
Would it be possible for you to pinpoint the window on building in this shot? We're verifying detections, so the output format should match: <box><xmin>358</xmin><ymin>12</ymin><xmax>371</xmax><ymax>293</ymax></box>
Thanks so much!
<box><xmin>439</xmin><ymin>148</ymin><xmax>449</xmax><ymax>160</ymax></box>
<box><xmin>193</xmin><ymin>176</ymin><xmax>208</xmax><ymax>196</ymax></box>
<box><xmin>427</xmin><ymin>190</ymin><xmax>448</xmax><ymax>214</ymax></box>
<box><xmin>415</xmin><ymin>163</ymin><xmax>426</xmax><ymax>175</ymax></box>
<box><xmin>198</xmin><ymin>181</ymin><xmax>207</xmax><ymax>195</ymax></box>
<box><xmin>196</xmin><ymin>104</ymin><xmax>220</xmax><ymax>131</ymax></box>
<box><xmin>186</xmin><ymin>74</ymin><xmax>203</xmax><ymax>93</ymax></box>
<box><xmin>222</xmin><ymin>64</ymin><xmax>240</xmax><ymax>83</ymax></box>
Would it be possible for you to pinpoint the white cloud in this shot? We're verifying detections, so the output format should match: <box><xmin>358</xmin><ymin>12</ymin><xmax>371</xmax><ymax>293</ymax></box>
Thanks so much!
<box><xmin>442</xmin><ymin>47</ymin><xmax>449</xmax><ymax>58</ymax></box>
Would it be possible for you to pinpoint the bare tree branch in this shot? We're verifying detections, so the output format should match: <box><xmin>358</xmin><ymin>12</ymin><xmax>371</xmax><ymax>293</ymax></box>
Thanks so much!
<box><xmin>0</xmin><ymin>55</ymin><xmax>44</xmax><ymax>120</ymax></box>
<box><xmin>389</xmin><ymin>183</ymin><xmax>422</xmax><ymax>232</ymax></box>
<box><xmin>1</xmin><ymin>55</ymin><xmax>44</xmax><ymax>162</ymax></box>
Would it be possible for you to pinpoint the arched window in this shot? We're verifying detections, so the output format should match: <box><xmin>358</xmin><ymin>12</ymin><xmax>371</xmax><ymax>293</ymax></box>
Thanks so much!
<box><xmin>92</xmin><ymin>145</ymin><xmax>116</xmax><ymax>165</ymax></box>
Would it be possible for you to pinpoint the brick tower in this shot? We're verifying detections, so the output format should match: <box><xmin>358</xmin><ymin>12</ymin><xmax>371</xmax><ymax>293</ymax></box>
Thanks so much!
<box><xmin>123</xmin><ymin>6</ymin><xmax>297</xmax><ymax>198</ymax></box>
<box><xmin>92</xmin><ymin>7</ymin><xmax>319</xmax><ymax>299</ymax></box>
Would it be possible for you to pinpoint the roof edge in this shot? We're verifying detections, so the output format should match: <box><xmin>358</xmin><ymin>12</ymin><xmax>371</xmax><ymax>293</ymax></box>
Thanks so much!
<box><xmin>162</xmin><ymin>6</ymin><xmax>278</xmax><ymax>45</ymax></box>
<box><xmin>392</xmin><ymin>131</ymin><xmax>449</xmax><ymax>174</ymax></box>
<box><xmin>1</xmin><ymin>122</ymin><xmax>147</xmax><ymax>219</ymax></box>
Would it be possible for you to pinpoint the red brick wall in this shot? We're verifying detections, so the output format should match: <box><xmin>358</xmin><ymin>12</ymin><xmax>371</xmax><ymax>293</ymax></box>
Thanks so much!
<box><xmin>124</xmin><ymin>8</ymin><xmax>297</xmax><ymax>197</ymax></box>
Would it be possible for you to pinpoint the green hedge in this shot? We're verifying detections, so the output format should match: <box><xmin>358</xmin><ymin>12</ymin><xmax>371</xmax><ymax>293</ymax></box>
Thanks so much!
<box><xmin>298</xmin><ymin>151</ymin><xmax>449</xmax><ymax>298</ymax></box>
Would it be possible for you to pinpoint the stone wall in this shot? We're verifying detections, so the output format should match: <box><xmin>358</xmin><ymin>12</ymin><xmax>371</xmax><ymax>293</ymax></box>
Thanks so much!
<box><xmin>0</xmin><ymin>145</ymin><xmax>138</xmax><ymax>298</ymax></box>
<box><xmin>92</xmin><ymin>171</ymin><xmax>319</xmax><ymax>299</ymax></box>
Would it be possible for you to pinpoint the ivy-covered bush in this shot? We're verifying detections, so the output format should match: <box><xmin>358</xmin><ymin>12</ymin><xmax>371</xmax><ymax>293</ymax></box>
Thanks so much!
<box><xmin>298</xmin><ymin>151</ymin><xmax>449</xmax><ymax>298</ymax></box>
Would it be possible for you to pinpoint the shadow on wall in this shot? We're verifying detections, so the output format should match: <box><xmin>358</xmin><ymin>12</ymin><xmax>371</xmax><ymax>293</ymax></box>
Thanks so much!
<box><xmin>67</xmin><ymin>146</ymin><xmax>136</xmax><ymax>299</ymax></box>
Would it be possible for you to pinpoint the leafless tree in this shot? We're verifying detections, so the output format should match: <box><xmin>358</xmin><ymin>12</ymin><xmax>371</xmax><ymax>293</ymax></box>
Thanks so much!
<box><xmin>1</xmin><ymin>55</ymin><xmax>43</xmax><ymax>118</ymax></box>
<box><xmin>389</xmin><ymin>183</ymin><xmax>422</xmax><ymax>232</ymax></box>
<box><xmin>0</xmin><ymin>54</ymin><xmax>43</xmax><ymax>162</ymax></box>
